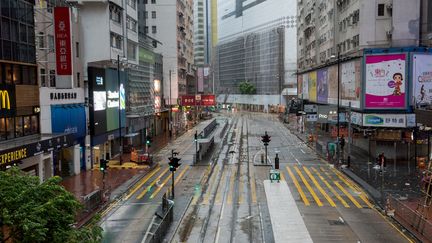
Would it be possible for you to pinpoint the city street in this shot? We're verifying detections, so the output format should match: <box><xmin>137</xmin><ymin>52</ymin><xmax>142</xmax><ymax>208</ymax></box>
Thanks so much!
<box><xmin>99</xmin><ymin>112</ymin><xmax>414</xmax><ymax>243</ymax></box>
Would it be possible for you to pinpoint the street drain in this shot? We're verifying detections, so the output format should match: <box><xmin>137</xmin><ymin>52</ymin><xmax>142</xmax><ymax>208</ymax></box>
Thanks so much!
<box><xmin>328</xmin><ymin>220</ymin><xmax>345</xmax><ymax>226</ymax></box>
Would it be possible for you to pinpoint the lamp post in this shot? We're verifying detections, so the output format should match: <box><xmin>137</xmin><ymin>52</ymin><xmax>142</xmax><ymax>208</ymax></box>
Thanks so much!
<box><xmin>117</xmin><ymin>55</ymin><xmax>127</xmax><ymax>165</ymax></box>
<box><xmin>169</xmin><ymin>70</ymin><xmax>172</xmax><ymax>137</ymax></box>
<box><xmin>331</xmin><ymin>52</ymin><xmax>341</xmax><ymax>165</ymax></box>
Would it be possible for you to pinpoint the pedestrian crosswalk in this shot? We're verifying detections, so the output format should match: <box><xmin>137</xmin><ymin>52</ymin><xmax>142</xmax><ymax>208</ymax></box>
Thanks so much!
<box><xmin>284</xmin><ymin>165</ymin><xmax>371</xmax><ymax>208</ymax></box>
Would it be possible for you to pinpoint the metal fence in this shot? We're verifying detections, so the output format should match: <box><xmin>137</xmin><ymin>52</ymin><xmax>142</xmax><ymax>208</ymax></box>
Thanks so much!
<box><xmin>201</xmin><ymin>119</ymin><xmax>217</xmax><ymax>138</ymax></box>
<box><xmin>142</xmin><ymin>194</ymin><xmax>174</xmax><ymax>243</ymax></box>
<box><xmin>388</xmin><ymin>195</ymin><xmax>432</xmax><ymax>242</ymax></box>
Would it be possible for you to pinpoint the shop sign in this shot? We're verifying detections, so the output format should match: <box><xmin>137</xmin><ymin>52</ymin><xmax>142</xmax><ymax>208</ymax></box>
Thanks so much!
<box><xmin>54</xmin><ymin>7</ymin><xmax>72</xmax><ymax>75</ymax></box>
<box><xmin>0</xmin><ymin>134</ymin><xmax>74</xmax><ymax>167</ymax></box>
<box><xmin>363</xmin><ymin>114</ymin><xmax>407</xmax><ymax>128</ymax></box>
<box><xmin>304</xmin><ymin>104</ymin><xmax>317</xmax><ymax>113</ymax></box>
<box><xmin>350</xmin><ymin>112</ymin><xmax>363</xmax><ymax>126</ymax></box>
<box><xmin>406</xmin><ymin>113</ymin><xmax>416</xmax><ymax>127</ymax></box>
<box><xmin>50</xmin><ymin>92</ymin><xmax>77</xmax><ymax>100</ymax></box>
<box><xmin>201</xmin><ymin>95</ymin><xmax>215</xmax><ymax>106</ymax></box>
<box><xmin>181</xmin><ymin>95</ymin><xmax>195</xmax><ymax>106</ymax></box>
<box><xmin>328</xmin><ymin>113</ymin><xmax>346</xmax><ymax>123</ymax></box>
<box><xmin>306</xmin><ymin>114</ymin><xmax>318</xmax><ymax>122</ymax></box>
<box><xmin>0</xmin><ymin>84</ymin><xmax>16</xmax><ymax>116</ymax></box>
<box><xmin>317</xmin><ymin>106</ymin><xmax>333</xmax><ymax>123</ymax></box>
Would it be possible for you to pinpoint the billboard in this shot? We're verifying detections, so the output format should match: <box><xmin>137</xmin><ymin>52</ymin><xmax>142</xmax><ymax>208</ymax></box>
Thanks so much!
<box><xmin>302</xmin><ymin>73</ymin><xmax>309</xmax><ymax>100</ymax></box>
<box><xmin>363</xmin><ymin>113</ymin><xmax>408</xmax><ymax>128</ymax></box>
<box><xmin>317</xmin><ymin>68</ymin><xmax>328</xmax><ymax>103</ymax></box>
<box><xmin>341</xmin><ymin>60</ymin><xmax>361</xmax><ymax>108</ymax></box>
<box><xmin>54</xmin><ymin>7</ymin><xmax>72</xmax><ymax>76</ymax></box>
<box><xmin>328</xmin><ymin>65</ymin><xmax>338</xmax><ymax>105</ymax></box>
<box><xmin>412</xmin><ymin>54</ymin><xmax>432</xmax><ymax>108</ymax></box>
<box><xmin>308</xmin><ymin>71</ymin><xmax>317</xmax><ymax>102</ymax></box>
<box><xmin>51</xmin><ymin>104</ymin><xmax>86</xmax><ymax>139</ymax></box>
<box><xmin>297</xmin><ymin>74</ymin><xmax>303</xmax><ymax>98</ymax></box>
<box><xmin>88</xmin><ymin>67</ymin><xmax>126</xmax><ymax>136</ymax></box>
<box><xmin>365</xmin><ymin>54</ymin><xmax>406</xmax><ymax>109</ymax></box>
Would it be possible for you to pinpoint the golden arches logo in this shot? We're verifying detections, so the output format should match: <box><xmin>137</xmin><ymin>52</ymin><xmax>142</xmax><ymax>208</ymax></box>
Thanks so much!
<box><xmin>0</xmin><ymin>90</ymin><xmax>10</xmax><ymax>110</ymax></box>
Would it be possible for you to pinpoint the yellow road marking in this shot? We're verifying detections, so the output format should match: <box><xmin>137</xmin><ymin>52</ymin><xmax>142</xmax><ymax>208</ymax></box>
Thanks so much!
<box><xmin>203</xmin><ymin>165</ymin><xmax>219</xmax><ymax>204</ymax></box>
<box><xmin>215</xmin><ymin>168</ymin><xmax>228</xmax><ymax>204</ymax></box>
<box><xmin>250</xmin><ymin>166</ymin><xmax>257</xmax><ymax>204</ymax></box>
<box><xmin>150</xmin><ymin>165</ymin><xmax>190</xmax><ymax>199</ymax></box>
<box><xmin>334</xmin><ymin>181</ymin><xmax>362</xmax><ymax>208</ymax></box>
<box><xmin>227</xmin><ymin>166</ymin><xmax>236</xmax><ymax>204</ymax></box>
<box><xmin>303</xmin><ymin>167</ymin><xmax>336</xmax><ymax>207</ymax></box>
<box><xmin>331</xmin><ymin>168</ymin><xmax>372</xmax><ymax>207</ymax></box>
<box><xmin>136</xmin><ymin>167</ymin><xmax>170</xmax><ymax>199</ymax></box>
<box><xmin>238</xmin><ymin>173</ymin><xmax>244</xmax><ymax>204</ymax></box>
<box><xmin>311</xmin><ymin>167</ymin><xmax>349</xmax><ymax>208</ymax></box>
<box><xmin>124</xmin><ymin>166</ymin><xmax>161</xmax><ymax>201</ymax></box>
<box><xmin>294</xmin><ymin>166</ymin><xmax>323</xmax><ymax>206</ymax></box>
<box><xmin>286</xmin><ymin>166</ymin><xmax>310</xmax><ymax>206</ymax></box>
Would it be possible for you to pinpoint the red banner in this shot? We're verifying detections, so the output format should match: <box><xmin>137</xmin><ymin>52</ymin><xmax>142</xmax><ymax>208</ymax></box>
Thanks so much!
<box><xmin>201</xmin><ymin>95</ymin><xmax>215</xmax><ymax>106</ymax></box>
<box><xmin>181</xmin><ymin>95</ymin><xmax>196</xmax><ymax>106</ymax></box>
<box><xmin>181</xmin><ymin>95</ymin><xmax>216</xmax><ymax>106</ymax></box>
<box><xmin>54</xmin><ymin>7</ymin><xmax>72</xmax><ymax>75</ymax></box>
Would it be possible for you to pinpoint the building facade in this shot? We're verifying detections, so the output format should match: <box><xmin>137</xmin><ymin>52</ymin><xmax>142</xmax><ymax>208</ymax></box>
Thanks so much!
<box><xmin>77</xmin><ymin>0</ymin><xmax>138</xmax><ymax>165</ymax></box>
<box><xmin>144</xmin><ymin>0</ymin><xmax>194</xmax><ymax>133</ymax></box>
<box><xmin>215</xmin><ymin>0</ymin><xmax>298</xmax><ymax>108</ymax></box>
<box><xmin>0</xmin><ymin>0</ymin><xmax>74</xmax><ymax>182</ymax></box>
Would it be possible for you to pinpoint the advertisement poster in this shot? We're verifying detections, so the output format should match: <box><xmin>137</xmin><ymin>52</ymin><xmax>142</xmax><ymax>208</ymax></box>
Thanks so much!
<box><xmin>297</xmin><ymin>75</ymin><xmax>303</xmax><ymax>98</ymax></box>
<box><xmin>328</xmin><ymin>65</ymin><xmax>338</xmax><ymax>104</ymax></box>
<box><xmin>302</xmin><ymin>73</ymin><xmax>309</xmax><ymax>100</ymax></box>
<box><xmin>363</xmin><ymin>113</ymin><xmax>407</xmax><ymax>128</ymax></box>
<box><xmin>317</xmin><ymin>68</ymin><xmax>328</xmax><ymax>103</ymax></box>
<box><xmin>365</xmin><ymin>54</ymin><xmax>406</xmax><ymax>109</ymax></box>
<box><xmin>341</xmin><ymin>60</ymin><xmax>361</xmax><ymax>108</ymax></box>
<box><xmin>308</xmin><ymin>71</ymin><xmax>317</xmax><ymax>102</ymax></box>
<box><xmin>413</xmin><ymin>54</ymin><xmax>432</xmax><ymax>108</ymax></box>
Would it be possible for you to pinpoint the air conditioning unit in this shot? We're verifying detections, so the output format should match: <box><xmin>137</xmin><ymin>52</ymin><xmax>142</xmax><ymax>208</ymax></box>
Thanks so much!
<box><xmin>386</xmin><ymin>31</ymin><xmax>392</xmax><ymax>39</ymax></box>
<box><xmin>386</xmin><ymin>3</ymin><xmax>393</xmax><ymax>10</ymax></box>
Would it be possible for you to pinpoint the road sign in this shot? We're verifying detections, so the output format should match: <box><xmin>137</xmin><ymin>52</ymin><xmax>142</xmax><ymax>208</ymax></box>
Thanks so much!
<box><xmin>270</xmin><ymin>169</ymin><xmax>280</xmax><ymax>182</ymax></box>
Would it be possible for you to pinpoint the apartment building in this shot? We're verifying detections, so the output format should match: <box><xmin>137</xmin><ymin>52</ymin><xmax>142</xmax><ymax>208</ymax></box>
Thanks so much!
<box><xmin>194</xmin><ymin>0</ymin><xmax>208</xmax><ymax>66</ymax></box>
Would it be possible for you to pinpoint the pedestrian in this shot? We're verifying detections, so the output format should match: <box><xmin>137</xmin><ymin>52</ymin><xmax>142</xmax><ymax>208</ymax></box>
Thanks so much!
<box><xmin>378</xmin><ymin>152</ymin><xmax>386</xmax><ymax>173</ymax></box>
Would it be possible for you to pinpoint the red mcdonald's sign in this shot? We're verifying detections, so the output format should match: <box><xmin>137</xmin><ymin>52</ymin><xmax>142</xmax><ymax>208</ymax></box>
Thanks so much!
<box><xmin>54</xmin><ymin>7</ymin><xmax>72</xmax><ymax>75</ymax></box>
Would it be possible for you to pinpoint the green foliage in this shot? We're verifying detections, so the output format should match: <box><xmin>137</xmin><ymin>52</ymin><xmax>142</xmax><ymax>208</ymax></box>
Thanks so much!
<box><xmin>238</xmin><ymin>81</ymin><xmax>257</xmax><ymax>94</ymax></box>
<box><xmin>0</xmin><ymin>167</ymin><xmax>102</xmax><ymax>243</ymax></box>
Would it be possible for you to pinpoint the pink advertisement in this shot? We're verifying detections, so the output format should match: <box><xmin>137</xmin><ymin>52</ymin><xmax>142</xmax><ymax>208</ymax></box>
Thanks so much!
<box><xmin>365</xmin><ymin>54</ymin><xmax>406</xmax><ymax>109</ymax></box>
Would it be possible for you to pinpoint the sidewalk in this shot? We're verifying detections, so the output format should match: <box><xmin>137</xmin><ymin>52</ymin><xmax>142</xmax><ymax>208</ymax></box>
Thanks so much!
<box><xmin>283</xmin><ymin>115</ymin><xmax>432</xmax><ymax>241</ymax></box>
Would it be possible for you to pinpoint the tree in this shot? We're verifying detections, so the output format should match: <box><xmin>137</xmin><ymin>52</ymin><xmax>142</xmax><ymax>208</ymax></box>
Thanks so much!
<box><xmin>0</xmin><ymin>167</ymin><xmax>102</xmax><ymax>243</ymax></box>
<box><xmin>239</xmin><ymin>81</ymin><xmax>257</xmax><ymax>94</ymax></box>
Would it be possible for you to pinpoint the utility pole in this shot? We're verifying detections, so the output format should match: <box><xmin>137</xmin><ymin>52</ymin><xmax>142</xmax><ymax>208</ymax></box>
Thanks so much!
<box><xmin>169</xmin><ymin>70</ymin><xmax>172</xmax><ymax>137</ymax></box>
<box><xmin>117</xmin><ymin>55</ymin><xmax>123</xmax><ymax>165</ymax></box>
<box><xmin>336</xmin><ymin>52</ymin><xmax>341</xmax><ymax>166</ymax></box>
<box><xmin>194</xmin><ymin>131</ymin><xmax>198</xmax><ymax>164</ymax></box>
<box><xmin>348</xmin><ymin>102</ymin><xmax>352</xmax><ymax>167</ymax></box>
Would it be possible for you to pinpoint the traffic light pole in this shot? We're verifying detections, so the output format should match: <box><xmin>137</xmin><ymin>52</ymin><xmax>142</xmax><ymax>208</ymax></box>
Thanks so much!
<box><xmin>265</xmin><ymin>144</ymin><xmax>268</xmax><ymax>165</ymax></box>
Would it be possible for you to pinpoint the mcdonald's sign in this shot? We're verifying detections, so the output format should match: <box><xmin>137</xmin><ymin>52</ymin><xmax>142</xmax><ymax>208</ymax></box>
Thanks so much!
<box><xmin>0</xmin><ymin>84</ymin><xmax>15</xmax><ymax>116</ymax></box>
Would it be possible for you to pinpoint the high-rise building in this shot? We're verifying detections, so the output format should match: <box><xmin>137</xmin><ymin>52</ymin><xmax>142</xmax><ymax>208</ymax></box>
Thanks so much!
<box><xmin>35</xmin><ymin>1</ymin><xmax>87</xmax><ymax>177</ymax></box>
<box><xmin>215</xmin><ymin>0</ymin><xmax>297</xmax><ymax>108</ymax></box>
<box><xmin>420</xmin><ymin>0</ymin><xmax>432</xmax><ymax>47</ymax></box>
<box><xmin>194</xmin><ymin>0</ymin><xmax>208</xmax><ymax>66</ymax></box>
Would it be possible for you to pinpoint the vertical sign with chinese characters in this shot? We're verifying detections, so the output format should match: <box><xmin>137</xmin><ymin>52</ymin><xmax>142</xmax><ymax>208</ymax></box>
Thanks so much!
<box><xmin>54</xmin><ymin>7</ymin><xmax>72</xmax><ymax>75</ymax></box>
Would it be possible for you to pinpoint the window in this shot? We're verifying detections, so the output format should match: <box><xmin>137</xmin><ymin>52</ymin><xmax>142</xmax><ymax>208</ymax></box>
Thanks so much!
<box><xmin>0</xmin><ymin>118</ymin><xmax>6</xmax><ymax>141</ymax></box>
<box><xmin>77</xmin><ymin>72</ymin><xmax>81</xmax><ymax>88</ymax></box>
<box><xmin>5</xmin><ymin>64</ymin><xmax>12</xmax><ymax>83</ymax></box>
<box><xmin>109</xmin><ymin>5</ymin><xmax>122</xmax><ymax>23</ymax></box>
<box><xmin>145</xmin><ymin>11</ymin><xmax>148</xmax><ymax>19</ymax></box>
<box><xmin>110</xmin><ymin>33</ymin><xmax>123</xmax><ymax>49</ymax></box>
<box><xmin>49</xmin><ymin>69</ymin><xmax>56</xmax><ymax>87</ymax></box>
<box><xmin>152</xmin><ymin>11</ymin><xmax>156</xmax><ymax>19</ymax></box>
<box><xmin>127</xmin><ymin>17</ymin><xmax>137</xmax><ymax>32</ymax></box>
<box><xmin>13</xmin><ymin>65</ymin><xmax>20</xmax><ymax>84</ymax></box>
<box><xmin>76</xmin><ymin>42</ymin><xmax>79</xmax><ymax>57</ymax></box>
<box><xmin>23</xmin><ymin>116</ymin><xmax>31</xmax><ymax>135</ymax></box>
<box><xmin>127</xmin><ymin>0</ymin><xmax>136</xmax><ymax>9</ymax></box>
<box><xmin>31</xmin><ymin>115</ymin><xmax>38</xmax><ymax>135</ymax></box>
<box><xmin>428</xmin><ymin>2</ymin><xmax>432</xmax><ymax>31</ymax></box>
<box><xmin>377</xmin><ymin>3</ymin><xmax>385</xmax><ymax>16</ymax></box>
<box><xmin>145</xmin><ymin>26</ymin><xmax>149</xmax><ymax>34</ymax></box>
<box><xmin>152</xmin><ymin>26</ymin><xmax>157</xmax><ymax>34</ymax></box>
<box><xmin>6</xmin><ymin>118</ymin><xmax>14</xmax><ymax>139</ymax></box>
<box><xmin>152</xmin><ymin>40</ymin><xmax>157</xmax><ymax>48</ymax></box>
<box><xmin>151</xmin><ymin>0</ymin><xmax>156</xmax><ymax>3</ymax></box>
<box><xmin>15</xmin><ymin>117</ymin><xmax>23</xmax><ymax>138</ymax></box>
<box><xmin>48</xmin><ymin>35</ymin><xmax>54</xmax><ymax>50</ymax></box>
<box><xmin>40</xmin><ymin>68</ymin><xmax>46</xmax><ymax>86</ymax></box>
<box><xmin>38</xmin><ymin>32</ymin><xmax>45</xmax><ymax>48</ymax></box>
<box><xmin>128</xmin><ymin>41</ymin><xmax>137</xmax><ymax>60</ymax></box>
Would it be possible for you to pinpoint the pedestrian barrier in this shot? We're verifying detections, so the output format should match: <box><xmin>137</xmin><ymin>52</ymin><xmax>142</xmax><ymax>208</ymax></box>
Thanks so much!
<box><xmin>142</xmin><ymin>194</ymin><xmax>174</xmax><ymax>243</ymax></box>
<box><xmin>201</xmin><ymin>119</ymin><xmax>217</xmax><ymax>138</ymax></box>
<box><xmin>388</xmin><ymin>195</ymin><xmax>432</xmax><ymax>242</ymax></box>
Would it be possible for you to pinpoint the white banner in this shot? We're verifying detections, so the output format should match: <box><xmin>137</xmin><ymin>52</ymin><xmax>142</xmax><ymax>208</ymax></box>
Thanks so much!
<box><xmin>413</xmin><ymin>54</ymin><xmax>432</xmax><ymax>107</ymax></box>
<box><xmin>350</xmin><ymin>112</ymin><xmax>363</xmax><ymax>126</ymax></box>
<box><xmin>363</xmin><ymin>113</ymin><xmax>408</xmax><ymax>128</ymax></box>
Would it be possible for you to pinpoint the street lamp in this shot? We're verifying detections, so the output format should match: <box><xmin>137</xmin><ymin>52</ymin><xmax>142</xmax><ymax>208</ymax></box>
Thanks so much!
<box><xmin>117</xmin><ymin>55</ymin><xmax>127</xmax><ymax>165</ymax></box>
<box><xmin>331</xmin><ymin>52</ymin><xmax>341</xmax><ymax>165</ymax></box>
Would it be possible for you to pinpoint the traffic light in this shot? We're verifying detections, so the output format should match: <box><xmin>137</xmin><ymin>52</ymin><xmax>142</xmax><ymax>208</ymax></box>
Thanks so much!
<box><xmin>99</xmin><ymin>159</ymin><xmax>108</xmax><ymax>172</ymax></box>
<box><xmin>261</xmin><ymin>131</ymin><xmax>271</xmax><ymax>146</ymax></box>
<box><xmin>168</xmin><ymin>157</ymin><xmax>181</xmax><ymax>171</ymax></box>
<box><xmin>146</xmin><ymin>136</ymin><xmax>152</xmax><ymax>146</ymax></box>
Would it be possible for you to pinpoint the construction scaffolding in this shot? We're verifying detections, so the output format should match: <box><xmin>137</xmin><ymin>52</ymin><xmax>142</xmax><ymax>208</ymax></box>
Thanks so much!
<box><xmin>215</xmin><ymin>25</ymin><xmax>285</xmax><ymax>95</ymax></box>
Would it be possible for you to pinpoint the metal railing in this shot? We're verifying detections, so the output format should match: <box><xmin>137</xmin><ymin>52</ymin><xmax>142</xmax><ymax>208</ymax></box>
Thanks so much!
<box><xmin>142</xmin><ymin>194</ymin><xmax>174</xmax><ymax>243</ymax></box>
<box><xmin>201</xmin><ymin>119</ymin><xmax>217</xmax><ymax>138</ymax></box>
<box><xmin>388</xmin><ymin>195</ymin><xmax>432</xmax><ymax>242</ymax></box>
